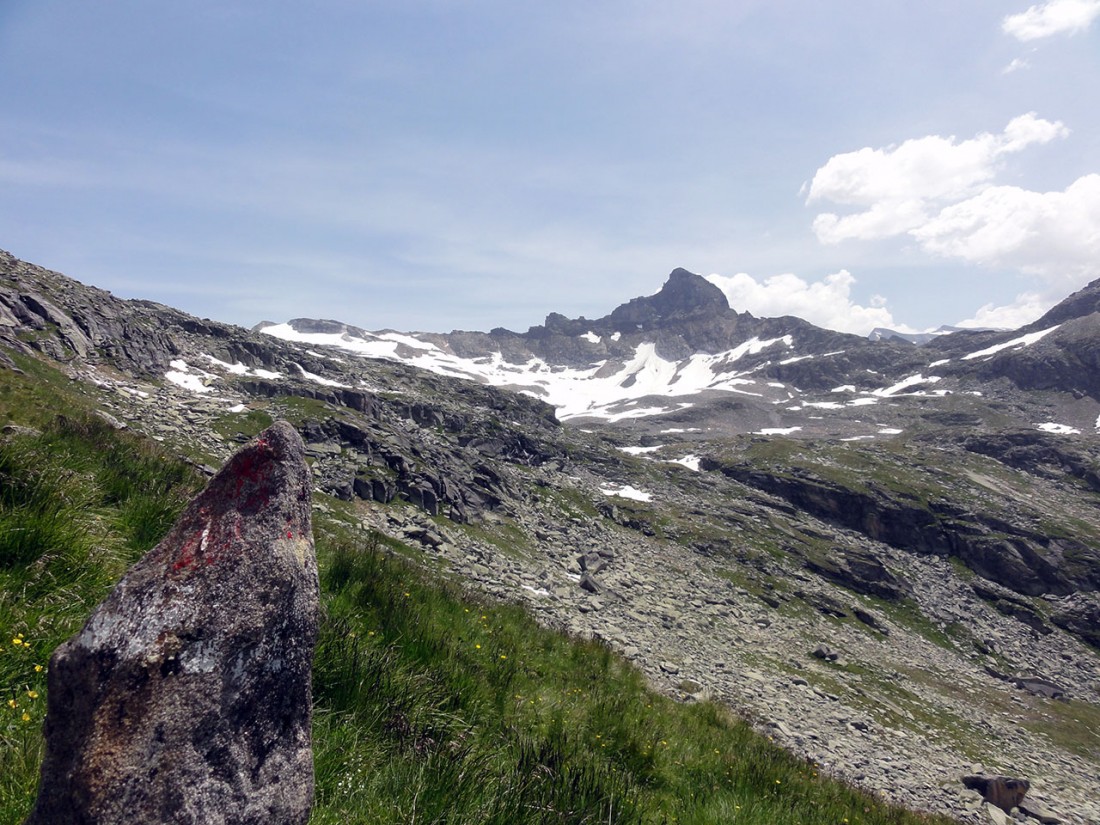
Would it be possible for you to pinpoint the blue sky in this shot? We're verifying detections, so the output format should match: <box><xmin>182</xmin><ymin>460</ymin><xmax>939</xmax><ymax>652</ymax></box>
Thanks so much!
<box><xmin>1</xmin><ymin>1</ymin><xmax>1098</xmax><ymax>334</ymax></box>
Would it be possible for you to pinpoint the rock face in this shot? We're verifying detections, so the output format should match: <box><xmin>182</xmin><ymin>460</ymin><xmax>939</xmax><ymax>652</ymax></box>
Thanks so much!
<box><xmin>26</xmin><ymin>421</ymin><xmax>319</xmax><ymax>825</ymax></box>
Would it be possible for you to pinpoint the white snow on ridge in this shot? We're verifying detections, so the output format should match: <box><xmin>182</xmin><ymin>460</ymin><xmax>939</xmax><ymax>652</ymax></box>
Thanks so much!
<box><xmin>873</xmin><ymin>374</ymin><xmax>942</xmax><ymax>397</ymax></box>
<box><xmin>670</xmin><ymin>455</ymin><xmax>701</xmax><ymax>471</ymax></box>
<box><xmin>756</xmin><ymin>426</ymin><xmax>802</xmax><ymax>435</ymax></box>
<box><xmin>963</xmin><ymin>325</ymin><xmax>1059</xmax><ymax>361</ymax></box>
<box><xmin>580</xmin><ymin>331</ymin><xmax>601</xmax><ymax>344</ymax></box>
<box><xmin>261</xmin><ymin>324</ymin><xmax>795</xmax><ymax>421</ymax></box>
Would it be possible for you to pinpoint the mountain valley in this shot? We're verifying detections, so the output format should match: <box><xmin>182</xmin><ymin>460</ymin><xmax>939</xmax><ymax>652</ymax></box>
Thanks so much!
<box><xmin>3</xmin><ymin>248</ymin><xmax>1100</xmax><ymax>823</ymax></box>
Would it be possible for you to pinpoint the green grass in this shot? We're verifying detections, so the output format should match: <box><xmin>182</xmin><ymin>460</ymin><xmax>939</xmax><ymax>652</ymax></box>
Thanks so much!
<box><xmin>0</xmin><ymin>353</ymin><xmax>960</xmax><ymax>825</ymax></box>
<box><xmin>310</xmin><ymin>532</ymin><xmax>957</xmax><ymax>824</ymax></box>
<box><xmin>0</xmin><ymin>414</ymin><xmax>204</xmax><ymax>822</ymax></box>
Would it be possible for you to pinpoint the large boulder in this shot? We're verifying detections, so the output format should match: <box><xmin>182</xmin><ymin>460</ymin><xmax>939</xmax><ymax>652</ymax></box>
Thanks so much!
<box><xmin>961</xmin><ymin>774</ymin><xmax>1030</xmax><ymax>814</ymax></box>
<box><xmin>26</xmin><ymin>421</ymin><xmax>319</xmax><ymax>825</ymax></box>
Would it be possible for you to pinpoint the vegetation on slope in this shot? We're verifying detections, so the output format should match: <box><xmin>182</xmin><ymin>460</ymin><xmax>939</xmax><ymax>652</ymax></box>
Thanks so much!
<box><xmin>0</xmin><ymin>357</ymin><xmax>958</xmax><ymax>824</ymax></box>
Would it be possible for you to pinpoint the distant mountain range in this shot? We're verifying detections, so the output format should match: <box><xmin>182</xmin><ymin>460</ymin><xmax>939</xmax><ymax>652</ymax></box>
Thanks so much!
<box><xmin>867</xmin><ymin>325</ymin><xmax>999</xmax><ymax>345</ymax></box>
<box><xmin>257</xmin><ymin>266</ymin><xmax>1100</xmax><ymax>436</ymax></box>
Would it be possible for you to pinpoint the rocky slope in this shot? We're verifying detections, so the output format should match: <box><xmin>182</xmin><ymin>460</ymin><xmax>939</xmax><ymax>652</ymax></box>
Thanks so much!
<box><xmin>3</xmin><ymin>248</ymin><xmax>1100</xmax><ymax>823</ymax></box>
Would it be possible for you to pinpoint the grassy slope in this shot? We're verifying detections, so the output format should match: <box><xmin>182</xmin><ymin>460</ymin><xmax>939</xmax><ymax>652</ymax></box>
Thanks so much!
<box><xmin>0</xmin><ymin>354</ymin><xmax>958</xmax><ymax>824</ymax></box>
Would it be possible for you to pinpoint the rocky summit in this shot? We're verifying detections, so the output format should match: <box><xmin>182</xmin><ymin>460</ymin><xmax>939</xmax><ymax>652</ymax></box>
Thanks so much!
<box><xmin>3</xmin><ymin>248</ymin><xmax>1100</xmax><ymax>823</ymax></box>
<box><xmin>25</xmin><ymin>421</ymin><xmax>318</xmax><ymax>825</ymax></box>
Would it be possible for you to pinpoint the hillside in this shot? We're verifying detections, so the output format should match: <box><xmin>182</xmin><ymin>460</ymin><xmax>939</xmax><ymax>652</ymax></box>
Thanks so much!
<box><xmin>2</xmin><ymin>248</ymin><xmax>1099</xmax><ymax>823</ymax></box>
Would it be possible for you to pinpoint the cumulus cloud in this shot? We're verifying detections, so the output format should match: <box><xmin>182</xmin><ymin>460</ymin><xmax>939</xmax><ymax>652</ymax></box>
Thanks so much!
<box><xmin>1003</xmin><ymin>0</ymin><xmax>1100</xmax><ymax>41</ymax></box>
<box><xmin>705</xmin><ymin>270</ymin><xmax>904</xmax><ymax>336</ymax></box>
<box><xmin>954</xmin><ymin>292</ymin><xmax>1049</xmax><ymax>330</ymax></box>
<box><xmin>807</xmin><ymin>113</ymin><xmax>1069</xmax><ymax>244</ymax></box>
<box><xmin>806</xmin><ymin>115</ymin><xmax>1100</xmax><ymax>307</ymax></box>
<box><xmin>913</xmin><ymin>174</ymin><xmax>1100</xmax><ymax>286</ymax></box>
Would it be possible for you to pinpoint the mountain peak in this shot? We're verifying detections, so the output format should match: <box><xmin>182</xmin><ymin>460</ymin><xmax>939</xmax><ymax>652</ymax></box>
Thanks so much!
<box><xmin>607</xmin><ymin>268</ymin><xmax>729</xmax><ymax>330</ymax></box>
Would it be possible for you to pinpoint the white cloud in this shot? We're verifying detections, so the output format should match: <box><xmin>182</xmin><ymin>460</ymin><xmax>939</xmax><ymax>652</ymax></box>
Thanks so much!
<box><xmin>705</xmin><ymin>270</ymin><xmax>904</xmax><ymax>335</ymax></box>
<box><xmin>1003</xmin><ymin>0</ymin><xmax>1100</xmax><ymax>41</ymax></box>
<box><xmin>954</xmin><ymin>292</ymin><xmax>1049</xmax><ymax>330</ymax></box>
<box><xmin>807</xmin><ymin>116</ymin><xmax>1100</xmax><ymax>307</ymax></box>
<box><xmin>807</xmin><ymin>113</ymin><xmax>1069</xmax><ymax>243</ymax></box>
<box><xmin>913</xmin><ymin>174</ymin><xmax>1100</xmax><ymax>286</ymax></box>
<box><xmin>1002</xmin><ymin>57</ymin><xmax>1032</xmax><ymax>74</ymax></box>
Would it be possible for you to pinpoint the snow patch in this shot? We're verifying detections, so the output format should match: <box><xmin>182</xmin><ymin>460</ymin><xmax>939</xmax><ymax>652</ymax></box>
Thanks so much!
<box><xmin>599</xmin><ymin>484</ymin><xmax>653</xmax><ymax>502</ymax></box>
<box><xmin>831</xmin><ymin>384</ymin><xmax>856</xmax><ymax>393</ymax></box>
<box><xmin>293</xmin><ymin>364</ymin><xmax>349</xmax><ymax>388</ymax></box>
<box><xmin>963</xmin><ymin>325</ymin><xmax>1060</xmax><ymax>360</ymax></box>
<box><xmin>580</xmin><ymin>331</ymin><xmax>601</xmax><ymax>344</ymax></box>
<box><xmin>1035</xmin><ymin>422</ymin><xmax>1081</xmax><ymax>435</ymax></box>
<box><xmin>878</xmin><ymin>427</ymin><xmax>903</xmax><ymax>435</ymax></box>
<box><xmin>619</xmin><ymin>445</ymin><xmax>664</xmax><ymax>455</ymax></box>
<box><xmin>873</xmin><ymin>374</ymin><xmax>942</xmax><ymax>397</ymax></box>
<box><xmin>756</xmin><ymin>426</ymin><xmax>802</xmax><ymax>435</ymax></box>
<box><xmin>165</xmin><ymin>360</ymin><xmax>216</xmax><ymax>395</ymax></box>
<box><xmin>669</xmin><ymin>455</ymin><xmax>701</xmax><ymax>471</ymax></box>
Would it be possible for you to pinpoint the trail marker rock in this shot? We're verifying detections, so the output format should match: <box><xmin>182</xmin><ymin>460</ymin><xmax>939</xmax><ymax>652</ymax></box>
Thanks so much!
<box><xmin>27</xmin><ymin>421</ymin><xmax>319</xmax><ymax>825</ymax></box>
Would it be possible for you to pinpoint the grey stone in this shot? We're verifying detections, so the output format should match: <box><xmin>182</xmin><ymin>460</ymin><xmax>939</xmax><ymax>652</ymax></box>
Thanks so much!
<box><xmin>579</xmin><ymin>572</ymin><xmax>602</xmax><ymax>594</ymax></box>
<box><xmin>812</xmin><ymin>643</ymin><xmax>839</xmax><ymax>661</ymax></box>
<box><xmin>26</xmin><ymin>422</ymin><xmax>319</xmax><ymax>825</ymax></box>
<box><xmin>1018</xmin><ymin>800</ymin><xmax>1062</xmax><ymax>824</ymax></box>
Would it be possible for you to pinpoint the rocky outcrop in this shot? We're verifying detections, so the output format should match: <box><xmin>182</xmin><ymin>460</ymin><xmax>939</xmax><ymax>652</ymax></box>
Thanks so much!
<box><xmin>26</xmin><ymin>422</ymin><xmax>319</xmax><ymax>825</ymax></box>
<box><xmin>704</xmin><ymin>458</ymin><xmax>1100</xmax><ymax>598</ymax></box>
<box><xmin>1050</xmin><ymin>593</ymin><xmax>1100</xmax><ymax>649</ymax></box>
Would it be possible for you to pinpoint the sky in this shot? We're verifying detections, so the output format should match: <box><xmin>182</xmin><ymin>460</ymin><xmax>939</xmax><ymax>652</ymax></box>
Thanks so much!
<box><xmin>1</xmin><ymin>1</ymin><xmax>1099</xmax><ymax>336</ymax></box>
